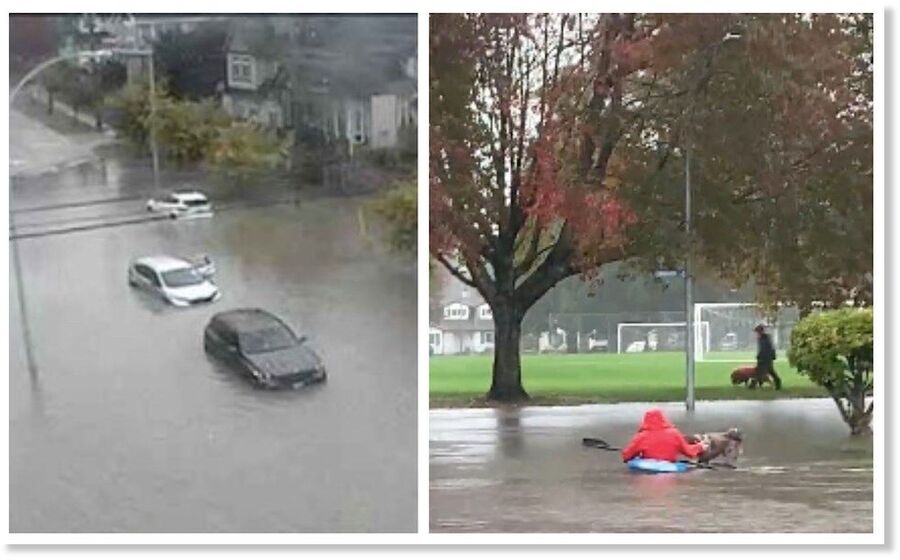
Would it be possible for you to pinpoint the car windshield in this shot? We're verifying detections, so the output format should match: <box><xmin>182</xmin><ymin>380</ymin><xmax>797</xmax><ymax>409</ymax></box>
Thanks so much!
<box><xmin>239</xmin><ymin>326</ymin><xmax>297</xmax><ymax>354</ymax></box>
<box><xmin>160</xmin><ymin>267</ymin><xmax>204</xmax><ymax>287</ymax></box>
<box><xmin>184</xmin><ymin>198</ymin><xmax>208</xmax><ymax>207</ymax></box>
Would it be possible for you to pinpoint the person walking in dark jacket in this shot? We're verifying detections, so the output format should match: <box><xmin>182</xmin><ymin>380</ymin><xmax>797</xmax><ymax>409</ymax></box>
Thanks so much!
<box><xmin>754</xmin><ymin>324</ymin><xmax>782</xmax><ymax>390</ymax></box>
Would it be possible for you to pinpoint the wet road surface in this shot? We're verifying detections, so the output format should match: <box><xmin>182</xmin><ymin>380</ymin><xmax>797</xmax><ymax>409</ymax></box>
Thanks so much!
<box><xmin>430</xmin><ymin>400</ymin><xmax>872</xmax><ymax>533</ymax></box>
<box><xmin>10</xmin><ymin>154</ymin><xmax>417</xmax><ymax>532</ymax></box>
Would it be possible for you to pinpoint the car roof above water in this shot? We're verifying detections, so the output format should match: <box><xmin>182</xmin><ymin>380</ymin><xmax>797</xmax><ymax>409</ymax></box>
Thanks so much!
<box><xmin>134</xmin><ymin>255</ymin><xmax>194</xmax><ymax>273</ymax></box>
<box><xmin>171</xmin><ymin>191</ymin><xmax>208</xmax><ymax>202</ymax></box>
<box><xmin>210</xmin><ymin>308</ymin><xmax>288</xmax><ymax>333</ymax></box>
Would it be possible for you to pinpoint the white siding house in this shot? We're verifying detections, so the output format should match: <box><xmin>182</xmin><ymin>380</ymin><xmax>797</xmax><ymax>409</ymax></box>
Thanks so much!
<box><xmin>430</xmin><ymin>297</ymin><xmax>496</xmax><ymax>356</ymax></box>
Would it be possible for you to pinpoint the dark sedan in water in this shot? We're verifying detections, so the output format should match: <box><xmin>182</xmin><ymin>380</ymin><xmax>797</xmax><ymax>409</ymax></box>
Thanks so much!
<box><xmin>204</xmin><ymin>308</ymin><xmax>326</xmax><ymax>389</ymax></box>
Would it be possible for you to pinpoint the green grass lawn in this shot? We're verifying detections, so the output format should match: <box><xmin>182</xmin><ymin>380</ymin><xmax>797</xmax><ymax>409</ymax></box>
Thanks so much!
<box><xmin>430</xmin><ymin>352</ymin><xmax>826</xmax><ymax>407</ymax></box>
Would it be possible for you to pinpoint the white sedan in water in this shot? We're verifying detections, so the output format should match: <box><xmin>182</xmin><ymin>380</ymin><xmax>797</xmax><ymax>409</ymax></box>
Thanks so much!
<box><xmin>146</xmin><ymin>191</ymin><xmax>213</xmax><ymax>219</ymax></box>
<box><xmin>128</xmin><ymin>255</ymin><xmax>221</xmax><ymax>307</ymax></box>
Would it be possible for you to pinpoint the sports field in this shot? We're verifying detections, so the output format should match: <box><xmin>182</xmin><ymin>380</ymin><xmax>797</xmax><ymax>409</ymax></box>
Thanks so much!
<box><xmin>430</xmin><ymin>351</ymin><xmax>826</xmax><ymax>407</ymax></box>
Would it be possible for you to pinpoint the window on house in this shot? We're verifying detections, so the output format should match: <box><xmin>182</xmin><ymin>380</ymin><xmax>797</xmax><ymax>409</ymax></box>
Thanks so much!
<box><xmin>429</xmin><ymin>333</ymin><xmax>441</xmax><ymax>346</ymax></box>
<box><xmin>479</xmin><ymin>305</ymin><xmax>493</xmax><ymax>320</ymax></box>
<box><xmin>482</xmin><ymin>331</ymin><xmax>495</xmax><ymax>344</ymax></box>
<box><xmin>443</xmin><ymin>304</ymin><xmax>469</xmax><ymax>320</ymax></box>
<box><xmin>229</xmin><ymin>54</ymin><xmax>255</xmax><ymax>88</ymax></box>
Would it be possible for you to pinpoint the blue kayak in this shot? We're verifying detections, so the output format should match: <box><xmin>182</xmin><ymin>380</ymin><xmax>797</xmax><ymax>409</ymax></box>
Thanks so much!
<box><xmin>627</xmin><ymin>458</ymin><xmax>692</xmax><ymax>473</ymax></box>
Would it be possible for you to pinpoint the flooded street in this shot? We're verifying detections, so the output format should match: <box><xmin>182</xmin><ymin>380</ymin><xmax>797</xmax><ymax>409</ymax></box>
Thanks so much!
<box><xmin>10</xmin><ymin>153</ymin><xmax>417</xmax><ymax>532</ymax></box>
<box><xmin>430</xmin><ymin>400</ymin><xmax>872</xmax><ymax>533</ymax></box>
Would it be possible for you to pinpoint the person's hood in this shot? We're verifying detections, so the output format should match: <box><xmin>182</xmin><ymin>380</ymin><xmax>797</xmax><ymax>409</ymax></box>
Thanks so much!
<box><xmin>638</xmin><ymin>409</ymin><xmax>674</xmax><ymax>432</ymax></box>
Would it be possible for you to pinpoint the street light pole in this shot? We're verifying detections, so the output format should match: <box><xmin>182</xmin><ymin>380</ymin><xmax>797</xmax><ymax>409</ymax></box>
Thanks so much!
<box><xmin>685</xmin><ymin>148</ymin><xmax>696</xmax><ymax>411</ymax></box>
<box><xmin>10</xmin><ymin>49</ymin><xmax>111</xmax><ymax>380</ymax></box>
<box><xmin>147</xmin><ymin>49</ymin><xmax>160</xmax><ymax>190</ymax></box>
<box><xmin>9</xmin><ymin>214</ymin><xmax>38</xmax><ymax>379</ymax></box>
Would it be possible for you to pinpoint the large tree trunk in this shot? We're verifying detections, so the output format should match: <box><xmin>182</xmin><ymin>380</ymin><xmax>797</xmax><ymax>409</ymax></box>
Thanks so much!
<box><xmin>487</xmin><ymin>306</ymin><xmax>529</xmax><ymax>402</ymax></box>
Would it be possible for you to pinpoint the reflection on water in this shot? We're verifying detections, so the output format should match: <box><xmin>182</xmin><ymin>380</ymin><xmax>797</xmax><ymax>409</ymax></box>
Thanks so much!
<box><xmin>430</xmin><ymin>400</ymin><xmax>873</xmax><ymax>533</ymax></box>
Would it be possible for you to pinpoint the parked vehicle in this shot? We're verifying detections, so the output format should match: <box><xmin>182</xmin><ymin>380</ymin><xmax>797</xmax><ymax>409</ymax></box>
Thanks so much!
<box><xmin>128</xmin><ymin>255</ymin><xmax>220</xmax><ymax>306</ymax></box>
<box><xmin>204</xmin><ymin>308</ymin><xmax>326</xmax><ymax>389</ymax></box>
<box><xmin>146</xmin><ymin>191</ymin><xmax>212</xmax><ymax>219</ymax></box>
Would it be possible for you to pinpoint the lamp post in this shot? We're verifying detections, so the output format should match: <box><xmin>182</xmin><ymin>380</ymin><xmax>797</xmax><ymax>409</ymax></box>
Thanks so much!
<box><xmin>684</xmin><ymin>148</ymin><xmax>696</xmax><ymax>411</ymax></box>
<box><xmin>10</xmin><ymin>49</ymin><xmax>113</xmax><ymax>379</ymax></box>
<box><xmin>9</xmin><ymin>47</ymin><xmax>159</xmax><ymax>379</ymax></box>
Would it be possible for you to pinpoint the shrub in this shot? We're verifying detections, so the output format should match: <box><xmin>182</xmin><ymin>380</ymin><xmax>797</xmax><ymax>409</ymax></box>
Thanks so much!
<box><xmin>156</xmin><ymin>98</ymin><xmax>230</xmax><ymax>164</ymax></box>
<box><xmin>205</xmin><ymin>122</ymin><xmax>285</xmax><ymax>180</ymax></box>
<box><xmin>367</xmin><ymin>179</ymin><xmax>417</xmax><ymax>254</ymax></box>
<box><xmin>788</xmin><ymin>307</ymin><xmax>873</xmax><ymax>435</ymax></box>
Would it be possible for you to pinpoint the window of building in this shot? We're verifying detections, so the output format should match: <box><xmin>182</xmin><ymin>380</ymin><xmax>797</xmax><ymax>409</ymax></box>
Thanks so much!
<box><xmin>443</xmin><ymin>304</ymin><xmax>469</xmax><ymax>320</ymax></box>
<box><xmin>229</xmin><ymin>54</ymin><xmax>255</xmax><ymax>89</ymax></box>
<box><xmin>429</xmin><ymin>333</ymin><xmax>441</xmax><ymax>346</ymax></box>
<box><xmin>482</xmin><ymin>331</ymin><xmax>494</xmax><ymax>344</ymax></box>
<box><xmin>478</xmin><ymin>305</ymin><xmax>493</xmax><ymax>320</ymax></box>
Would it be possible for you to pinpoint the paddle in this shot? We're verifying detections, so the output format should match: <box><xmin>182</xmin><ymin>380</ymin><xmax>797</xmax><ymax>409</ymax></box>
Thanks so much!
<box><xmin>581</xmin><ymin>437</ymin><xmax>727</xmax><ymax>470</ymax></box>
<box><xmin>582</xmin><ymin>437</ymin><xmax>620</xmax><ymax>450</ymax></box>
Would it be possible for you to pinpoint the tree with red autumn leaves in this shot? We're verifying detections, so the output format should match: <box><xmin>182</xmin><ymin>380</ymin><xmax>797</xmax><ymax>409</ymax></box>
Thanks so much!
<box><xmin>430</xmin><ymin>13</ymin><xmax>872</xmax><ymax>402</ymax></box>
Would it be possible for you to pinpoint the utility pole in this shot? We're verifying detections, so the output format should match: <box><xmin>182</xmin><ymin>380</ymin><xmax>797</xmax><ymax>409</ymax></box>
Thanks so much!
<box><xmin>147</xmin><ymin>48</ymin><xmax>160</xmax><ymax>190</ymax></box>
<box><xmin>685</xmin><ymin>148</ymin><xmax>695</xmax><ymax>411</ymax></box>
<box><xmin>9</xmin><ymin>49</ymin><xmax>115</xmax><ymax>381</ymax></box>
<box><xmin>10</xmin><ymin>210</ymin><xmax>38</xmax><ymax>379</ymax></box>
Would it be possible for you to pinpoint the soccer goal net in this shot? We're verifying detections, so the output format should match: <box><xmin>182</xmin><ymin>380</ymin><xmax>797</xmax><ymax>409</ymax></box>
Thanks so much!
<box><xmin>693</xmin><ymin>303</ymin><xmax>799</xmax><ymax>362</ymax></box>
<box><xmin>616</xmin><ymin>322</ymin><xmax>710</xmax><ymax>354</ymax></box>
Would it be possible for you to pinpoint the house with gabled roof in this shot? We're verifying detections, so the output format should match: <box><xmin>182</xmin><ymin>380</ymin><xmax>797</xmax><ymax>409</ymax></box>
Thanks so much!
<box><xmin>430</xmin><ymin>271</ymin><xmax>495</xmax><ymax>356</ymax></box>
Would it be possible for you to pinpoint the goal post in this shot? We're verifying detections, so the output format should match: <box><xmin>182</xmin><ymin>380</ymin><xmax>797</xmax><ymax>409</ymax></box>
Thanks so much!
<box><xmin>616</xmin><ymin>322</ymin><xmax>709</xmax><ymax>354</ymax></box>
<box><xmin>693</xmin><ymin>302</ymin><xmax>799</xmax><ymax>362</ymax></box>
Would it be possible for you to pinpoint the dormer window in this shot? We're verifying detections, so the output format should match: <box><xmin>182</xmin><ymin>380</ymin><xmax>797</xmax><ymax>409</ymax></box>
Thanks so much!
<box><xmin>228</xmin><ymin>53</ymin><xmax>256</xmax><ymax>90</ymax></box>
<box><xmin>443</xmin><ymin>303</ymin><xmax>470</xmax><ymax>320</ymax></box>
<box><xmin>478</xmin><ymin>304</ymin><xmax>493</xmax><ymax>320</ymax></box>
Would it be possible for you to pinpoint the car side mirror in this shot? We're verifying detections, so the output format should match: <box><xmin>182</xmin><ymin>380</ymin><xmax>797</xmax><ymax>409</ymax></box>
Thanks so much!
<box><xmin>298</xmin><ymin>335</ymin><xmax>308</xmax><ymax>344</ymax></box>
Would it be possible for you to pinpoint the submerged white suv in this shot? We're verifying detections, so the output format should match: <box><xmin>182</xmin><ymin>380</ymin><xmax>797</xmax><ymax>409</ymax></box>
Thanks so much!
<box><xmin>128</xmin><ymin>255</ymin><xmax>220</xmax><ymax>307</ymax></box>
<box><xmin>146</xmin><ymin>191</ymin><xmax>212</xmax><ymax>219</ymax></box>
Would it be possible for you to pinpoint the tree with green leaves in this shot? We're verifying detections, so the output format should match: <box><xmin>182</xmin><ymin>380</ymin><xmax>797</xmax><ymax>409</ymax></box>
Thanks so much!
<box><xmin>788</xmin><ymin>307</ymin><xmax>873</xmax><ymax>434</ymax></box>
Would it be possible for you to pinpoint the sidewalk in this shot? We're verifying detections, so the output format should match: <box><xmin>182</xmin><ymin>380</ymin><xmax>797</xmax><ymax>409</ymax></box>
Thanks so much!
<box><xmin>9</xmin><ymin>104</ymin><xmax>117</xmax><ymax>178</ymax></box>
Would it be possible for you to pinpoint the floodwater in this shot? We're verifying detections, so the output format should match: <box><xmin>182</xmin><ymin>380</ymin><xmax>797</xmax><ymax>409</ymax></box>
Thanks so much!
<box><xmin>10</xmin><ymin>156</ymin><xmax>417</xmax><ymax>532</ymax></box>
<box><xmin>430</xmin><ymin>400</ymin><xmax>873</xmax><ymax>533</ymax></box>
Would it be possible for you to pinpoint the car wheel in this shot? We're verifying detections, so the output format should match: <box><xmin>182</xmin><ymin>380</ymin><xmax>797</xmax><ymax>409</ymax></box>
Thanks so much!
<box><xmin>169</xmin><ymin>212</ymin><xmax>178</xmax><ymax>220</ymax></box>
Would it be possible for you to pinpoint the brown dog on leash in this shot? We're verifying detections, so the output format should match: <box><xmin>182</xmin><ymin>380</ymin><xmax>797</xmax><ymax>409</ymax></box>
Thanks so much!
<box><xmin>686</xmin><ymin>428</ymin><xmax>743</xmax><ymax>466</ymax></box>
<box><xmin>731</xmin><ymin>366</ymin><xmax>773</xmax><ymax>389</ymax></box>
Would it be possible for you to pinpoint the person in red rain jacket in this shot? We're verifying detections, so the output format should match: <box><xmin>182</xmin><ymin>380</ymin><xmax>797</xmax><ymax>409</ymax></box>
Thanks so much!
<box><xmin>621</xmin><ymin>408</ymin><xmax>707</xmax><ymax>463</ymax></box>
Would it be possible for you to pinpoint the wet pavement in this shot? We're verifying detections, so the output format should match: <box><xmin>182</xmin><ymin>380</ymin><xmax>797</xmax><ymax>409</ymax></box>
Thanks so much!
<box><xmin>430</xmin><ymin>400</ymin><xmax>873</xmax><ymax>533</ymax></box>
<box><xmin>9</xmin><ymin>112</ymin><xmax>417</xmax><ymax>532</ymax></box>
<box><xmin>10</xmin><ymin>108</ymin><xmax>114</xmax><ymax>178</ymax></box>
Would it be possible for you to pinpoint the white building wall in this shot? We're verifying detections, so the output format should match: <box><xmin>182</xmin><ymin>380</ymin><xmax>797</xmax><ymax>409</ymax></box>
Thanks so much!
<box><xmin>370</xmin><ymin>94</ymin><xmax>399</xmax><ymax>149</ymax></box>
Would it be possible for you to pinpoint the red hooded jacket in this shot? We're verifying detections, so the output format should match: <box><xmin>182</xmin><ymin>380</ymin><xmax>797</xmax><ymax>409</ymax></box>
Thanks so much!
<box><xmin>621</xmin><ymin>409</ymin><xmax>705</xmax><ymax>462</ymax></box>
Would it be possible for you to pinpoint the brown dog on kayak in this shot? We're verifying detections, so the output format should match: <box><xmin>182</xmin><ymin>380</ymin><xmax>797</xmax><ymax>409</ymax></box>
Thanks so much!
<box><xmin>731</xmin><ymin>366</ymin><xmax>773</xmax><ymax>389</ymax></box>
<box><xmin>686</xmin><ymin>428</ymin><xmax>743</xmax><ymax>466</ymax></box>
